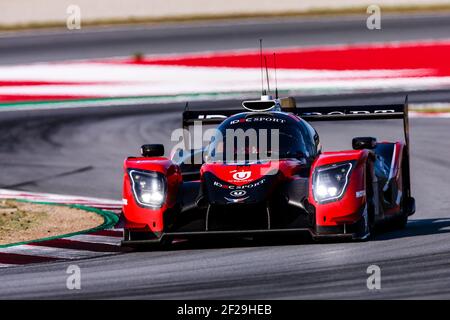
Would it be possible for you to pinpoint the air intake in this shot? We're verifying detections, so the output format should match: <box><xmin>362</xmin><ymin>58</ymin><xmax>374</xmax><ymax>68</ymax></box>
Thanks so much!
<box><xmin>242</xmin><ymin>99</ymin><xmax>279</xmax><ymax>112</ymax></box>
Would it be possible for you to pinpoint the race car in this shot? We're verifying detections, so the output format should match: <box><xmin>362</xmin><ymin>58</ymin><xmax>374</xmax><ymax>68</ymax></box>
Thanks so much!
<box><xmin>121</xmin><ymin>95</ymin><xmax>415</xmax><ymax>247</ymax></box>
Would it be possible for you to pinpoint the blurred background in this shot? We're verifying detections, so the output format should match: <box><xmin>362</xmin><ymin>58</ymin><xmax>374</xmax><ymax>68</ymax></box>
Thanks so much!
<box><xmin>1</xmin><ymin>0</ymin><xmax>450</xmax><ymax>103</ymax></box>
<box><xmin>2</xmin><ymin>0</ymin><xmax>450</xmax><ymax>300</ymax></box>
<box><xmin>1</xmin><ymin>0</ymin><xmax>450</xmax><ymax>199</ymax></box>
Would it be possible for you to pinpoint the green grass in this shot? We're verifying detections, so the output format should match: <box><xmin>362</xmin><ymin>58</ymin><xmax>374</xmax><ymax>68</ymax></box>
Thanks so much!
<box><xmin>0</xmin><ymin>200</ymin><xmax>47</xmax><ymax>237</ymax></box>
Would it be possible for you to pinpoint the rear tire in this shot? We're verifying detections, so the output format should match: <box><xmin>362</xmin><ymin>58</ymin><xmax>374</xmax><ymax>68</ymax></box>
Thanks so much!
<box><xmin>391</xmin><ymin>213</ymin><xmax>408</xmax><ymax>230</ymax></box>
<box><xmin>391</xmin><ymin>153</ymin><xmax>410</xmax><ymax>230</ymax></box>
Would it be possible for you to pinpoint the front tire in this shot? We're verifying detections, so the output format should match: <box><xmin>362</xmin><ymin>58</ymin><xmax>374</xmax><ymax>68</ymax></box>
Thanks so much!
<box><xmin>358</xmin><ymin>164</ymin><xmax>376</xmax><ymax>241</ymax></box>
<box><xmin>355</xmin><ymin>202</ymin><xmax>373</xmax><ymax>241</ymax></box>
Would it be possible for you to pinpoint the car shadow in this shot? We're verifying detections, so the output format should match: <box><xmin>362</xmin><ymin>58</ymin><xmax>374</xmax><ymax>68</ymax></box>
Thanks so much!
<box><xmin>129</xmin><ymin>218</ymin><xmax>450</xmax><ymax>252</ymax></box>
<box><xmin>373</xmin><ymin>217</ymin><xmax>450</xmax><ymax>241</ymax></box>
<box><xmin>165</xmin><ymin>233</ymin><xmax>316</xmax><ymax>251</ymax></box>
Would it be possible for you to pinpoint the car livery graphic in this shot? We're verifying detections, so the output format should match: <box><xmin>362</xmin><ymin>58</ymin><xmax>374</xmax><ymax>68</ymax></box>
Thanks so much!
<box><xmin>121</xmin><ymin>95</ymin><xmax>415</xmax><ymax>247</ymax></box>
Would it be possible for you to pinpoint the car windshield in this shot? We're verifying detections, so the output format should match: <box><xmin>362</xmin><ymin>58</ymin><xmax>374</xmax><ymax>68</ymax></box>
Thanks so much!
<box><xmin>206</xmin><ymin>116</ymin><xmax>309</xmax><ymax>163</ymax></box>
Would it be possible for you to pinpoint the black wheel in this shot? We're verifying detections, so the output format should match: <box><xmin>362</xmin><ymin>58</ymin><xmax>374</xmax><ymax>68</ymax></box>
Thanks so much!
<box><xmin>356</xmin><ymin>202</ymin><xmax>374</xmax><ymax>241</ymax></box>
<box><xmin>358</xmin><ymin>165</ymin><xmax>376</xmax><ymax>240</ymax></box>
<box><xmin>123</xmin><ymin>228</ymin><xmax>129</xmax><ymax>242</ymax></box>
<box><xmin>391</xmin><ymin>212</ymin><xmax>408</xmax><ymax>230</ymax></box>
<box><xmin>391</xmin><ymin>154</ymin><xmax>410</xmax><ymax>230</ymax></box>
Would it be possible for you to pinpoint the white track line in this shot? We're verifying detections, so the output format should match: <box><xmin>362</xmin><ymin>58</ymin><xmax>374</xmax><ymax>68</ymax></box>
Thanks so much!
<box><xmin>410</xmin><ymin>111</ymin><xmax>450</xmax><ymax>118</ymax></box>
<box><xmin>0</xmin><ymin>264</ymin><xmax>16</xmax><ymax>268</ymax></box>
<box><xmin>0</xmin><ymin>189</ymin><xmax>123</xmax><ymax>206</ymax></box>
<box><xmin>66</xmin><ymin>234</ymin><xmax>121</xmax><ymax>246</ymax></box>
<box><xmin>0</xmin><ymin>245</ymin><xmax>110</xmax><ymax>259</ymax></box>
<box><xmin>0</xmin><ymin>61</ymin><xmax>446</xmax><ymax>98</ymax></box>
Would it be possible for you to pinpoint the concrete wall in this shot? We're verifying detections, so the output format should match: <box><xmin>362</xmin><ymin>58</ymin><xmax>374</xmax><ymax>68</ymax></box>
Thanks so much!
<box><xmin>1</xmin><ymin>0</ymin><xmax>448</xmax><ymax>27</ymax></box>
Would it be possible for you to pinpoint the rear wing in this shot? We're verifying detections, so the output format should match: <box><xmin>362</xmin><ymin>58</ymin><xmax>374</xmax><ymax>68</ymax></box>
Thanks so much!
<box><xmin>297</xmin><ymin>103</ymin><xmax>406</xmax><ymax>121</ymax></box>
<box><xmin>182</xmin><ymin>109</ymin><xmax>242</xmax><ymax>128</ymax></box>
<box><xmin>298</xmin><ymin>97</ymin><xmax>410</xmax><ymax>151</ymax></box>
<box><xmin>182</xmin><ymin>96</ymin><xmax>410</xmax><ymax>147</ymax></box>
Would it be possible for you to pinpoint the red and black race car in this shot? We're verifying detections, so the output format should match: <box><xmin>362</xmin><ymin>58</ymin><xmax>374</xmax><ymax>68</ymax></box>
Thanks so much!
<box><xmin>121</xmin><ymin>96</ymin><xmax>415</xmax><ymax>247</ymax></box>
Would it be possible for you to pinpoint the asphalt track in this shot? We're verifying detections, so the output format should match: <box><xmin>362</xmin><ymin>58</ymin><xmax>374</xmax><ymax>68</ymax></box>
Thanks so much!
<box><xmin>1</xmin><ymin>14</ymin><xmax>450</xmax><ymax>299</ymax></box>
<box><xmin>2</xmin><ymin>13</ymin><xmax>450</xmax><ymax>64</ymax></box>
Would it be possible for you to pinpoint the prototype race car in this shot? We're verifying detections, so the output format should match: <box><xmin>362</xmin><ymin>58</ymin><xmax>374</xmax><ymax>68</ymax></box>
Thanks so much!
<box><xmin>121</xmin><ymin>95</ymin><xmax>415</xmax><ymax>247</ymax></box>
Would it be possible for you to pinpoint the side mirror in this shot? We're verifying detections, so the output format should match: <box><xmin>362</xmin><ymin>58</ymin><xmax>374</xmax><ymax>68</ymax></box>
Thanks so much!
<box><xmin>352</xmin><ymin>137</ymin><xmax>377</xmax><ymax>150</ymax></box>
<box><xmin>141</xmin><ymin>144</ymin><xmax>164</xmax><ymax>157</ymax></box>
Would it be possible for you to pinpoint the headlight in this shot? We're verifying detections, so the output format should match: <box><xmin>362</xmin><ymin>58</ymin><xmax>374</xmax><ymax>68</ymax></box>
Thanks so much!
<box><xmin>129</xmin><ymin>170</ymin><xmax>167</xmax><ymax>208</ymax></box>
<box><xmin>313</xmin><ymin>162</ymin><xmax>354</xmax><ymax>203</ymax></box>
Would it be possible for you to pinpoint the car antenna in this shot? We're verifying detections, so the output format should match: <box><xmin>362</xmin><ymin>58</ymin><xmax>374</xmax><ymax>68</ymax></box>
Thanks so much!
<box><xmin>259</xmin><ymin>39</ymin><xmax>267</xmax><ymax>96</ymax></box>
<box><xmin>273</xmin><ymin>53</ymin><xmax>279</xmax><ymax>99</ymax></box>
<box><xmin>264</xmin><ymin>56</ymin><xmax>271</xmax><ymax>95</ymax></box>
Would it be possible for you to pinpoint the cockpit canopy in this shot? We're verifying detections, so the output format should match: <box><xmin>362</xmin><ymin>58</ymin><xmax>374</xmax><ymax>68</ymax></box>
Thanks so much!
<box><xmin>206</xmin><ymin>112</ymin><xmax>316</xmax><ymax>163</ymax></box>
